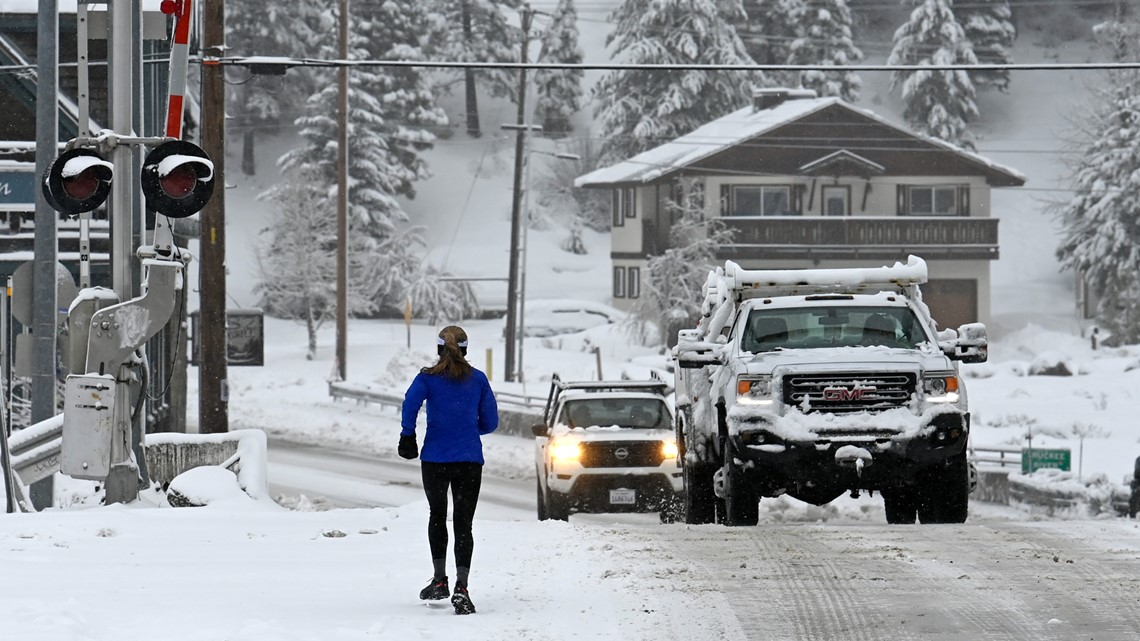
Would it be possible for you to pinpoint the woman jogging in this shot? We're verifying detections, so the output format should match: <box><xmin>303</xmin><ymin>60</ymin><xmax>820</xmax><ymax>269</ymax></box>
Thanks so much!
<box><xmin>398</xmin><ymin>325</ymin><xmax>498</xmax><ymax>615</ymax></box>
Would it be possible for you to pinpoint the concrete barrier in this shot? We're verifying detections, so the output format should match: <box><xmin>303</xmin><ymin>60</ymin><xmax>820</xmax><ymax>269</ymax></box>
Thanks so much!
<box><xmin>974</xmin><ymin>467</ymin><xmax>1012</xmax><ymax>504</ymax></box>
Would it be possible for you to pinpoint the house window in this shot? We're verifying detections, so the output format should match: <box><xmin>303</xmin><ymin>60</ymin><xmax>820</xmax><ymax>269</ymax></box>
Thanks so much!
<box><xmin>627</xmin><ymin>267</ymin><xmax>641</xmax><ymax>299</ymax></box>
<box><xmin>822</xmin><ymin>186</ymin><xmax>850</xmax><ymax>216</ymax></box>
<box><xmin>612</xmin><ymin>187</ymin><xmax>636</xmax><ymax>226</ymax></box>
<box><xmin>907</xmin><ymin>186</ymin><xmax>958</xmax><ymax>215</ymax></box>
<box><xmin>729</xmin><ymin>185</ymin><xmax>792</xmax><ymax>216</ymax></box>
<box><xmin>613</xmin><ymin>266</ymin><xmax>626</xmax><ymax>298</ymax></box>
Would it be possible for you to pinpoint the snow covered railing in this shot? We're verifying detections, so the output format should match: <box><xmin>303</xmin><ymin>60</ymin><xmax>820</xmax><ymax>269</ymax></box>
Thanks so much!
<box><xmin>968</xmin><ymin>444</ymin><xmax>1021</xmax><ymax>468</ymax></box>
<box><xmin>7</xmin><ymin>414</ymin><xmax>65</xmax><ymax>489</ymax></box>
<box><xmin>327</xmin><ymin>380</ymin><xmax>404</xmax><ymax>411</ymax></box>
<box><xmin>326</xmin><ymin>380</ymin><xmax>542</xmax><ymax>437</ymax></box>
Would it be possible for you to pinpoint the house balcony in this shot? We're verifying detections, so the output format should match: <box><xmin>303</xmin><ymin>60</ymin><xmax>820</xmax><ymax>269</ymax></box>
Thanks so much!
<box><xmin>715</xmin><ymin>216</ymin><xmax>1000</xmax><ymax>261</ymax></box>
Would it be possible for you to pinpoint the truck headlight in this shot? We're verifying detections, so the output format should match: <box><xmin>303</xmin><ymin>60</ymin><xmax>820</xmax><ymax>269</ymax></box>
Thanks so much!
<box><xmin>737</xmin><ymin>376</ymin><xmax>775</xmax><ymax>406</ymax></box>
<box><xmin>662</xmin><ymin>440</ymin><xmax>679</xmax><ymax>459</ymax></box>
<box><xmin>923</xmin><ymin>374</ymin><xmax>960</xmax><ymax>403</ymax></box>
<box><xmin>550</xmin><ymin>439</ymin><xmax>582</xmax><ymax>463</ymax></box>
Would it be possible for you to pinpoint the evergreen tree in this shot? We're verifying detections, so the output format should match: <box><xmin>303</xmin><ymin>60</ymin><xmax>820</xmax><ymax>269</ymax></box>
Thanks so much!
<box><xmin>1055</xmin><ymin>20</ymin><xmax>1140</xmax><ymax>344</ymax></box>
<box><xmin>735</xmin><ymin>0</ymin><xmax>802</xmax><ymax>89</ymax></box>
<box><xmin>787</xmin><ymin>0</ymin><xmax>863</xmax><ymax>102</ymax></box>
<box><xmin>255</xmin><ymin>170</ymin><xmax>379</xmax><ymax>359</ymax></box>
<box><xmin>628</xmin><ymin>180</ymin><xmax>734</xmax><ymax>346</ymax></box>
<box><xmin>404</xmin><ymin>264</ymin><xmax>480</xmax><ymax>325</ymax></box>
<box><xmin>958</xmin><ymin>0</ymin><xmax>1016</xmax><ymax>92</ymax></box>
<box><xmin>430</xmin><ymin>0</ymin><xmax>521</xmax><ymax>137</ymax></box>
<box><xmin>278</xmin><ymin>1</ymin><xmax>447</xmax><ymax>311</ymax></box>
<box><xmin>226</xmin><ymin>0</ymin><xmax>324</xmax><ymax>175</ymax></box>
<box><xmin>887</xmin><ymin>0</ymin><xmax>979</xmax><ymax>149</ymax></box>
<box><xmin>593</xmin><ymin>0</ymin><xmax>756</xmax><ymax>164</ymax></box>
<box><xmin>533</xmin><ymin>0</ymin><xmax>584</xmax><ymax>137</ymax></box>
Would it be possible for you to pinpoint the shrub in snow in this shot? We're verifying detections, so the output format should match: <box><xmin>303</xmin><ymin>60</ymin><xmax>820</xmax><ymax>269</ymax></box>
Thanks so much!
<box><xmin>1008</xmin><ymin>469</ymin><xmax>1128</xmax><ymax>518</ymax></box>
<box><xmin>1028</xmin><ymin>351</ymin><xmax>1077</xmax><ymax>376</ymax></box>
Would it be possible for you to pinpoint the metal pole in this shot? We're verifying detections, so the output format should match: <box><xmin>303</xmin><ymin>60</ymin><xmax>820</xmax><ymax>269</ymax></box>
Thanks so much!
<box><xmin>102</xmin><ymin>0</ymin><xmax>142</xmax><ymax>504</ymax></box>
<box><xmin>503</xmin><ymin>6</ymin><xmax>533</xmax><ymax>383</ymax></box>
<box><xmin>335</xmin><ymin>0</ymin><xmax>349</xmax><ymax>382</ymax></box>
<box><xmin>0</xmin><ymin>278</ymin><xmax>13</xmax><ymax>512</ymax></box>
<box><xmin>199</xmin><ymin>0</ymin><xmax>229</xmax><ymax>433</ymax></box>
<box><xmin>30</xmin><ymin>0</ymin><xmax>60</xmax><ymax>510</ymax></box>
<box><xmin>518</xmin><ymin>128</ymin><xmax>533</xmax><ymax>384</ymax></box>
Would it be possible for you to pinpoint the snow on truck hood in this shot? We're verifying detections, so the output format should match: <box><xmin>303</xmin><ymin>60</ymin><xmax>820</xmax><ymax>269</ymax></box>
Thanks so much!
<box><xmin>735</xmin><ymin>345</ymin><xmax>953</xmax><ymax>374</ymax></box>
<box><xmin>547</xmin><ymin>425</ymin><xmax>674</xmax><ymax>443</ymax></box>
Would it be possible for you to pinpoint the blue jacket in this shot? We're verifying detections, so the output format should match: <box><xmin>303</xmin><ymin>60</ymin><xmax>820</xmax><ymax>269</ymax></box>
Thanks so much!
<box><xmin>400</xmin><ymin>368</ymin><xmax>499</xmax><ymax>464</ymax></box>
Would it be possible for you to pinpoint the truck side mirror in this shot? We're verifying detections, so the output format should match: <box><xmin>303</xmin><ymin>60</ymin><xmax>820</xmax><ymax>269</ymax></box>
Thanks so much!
<box><xmin>940</xmin><ymin>322</ymin><xmax>988</xmax><ymax>364</ymax></box>
<box><xmin>531</xmin><ymin>424</ymin><xmax>550</xmax><ymax>437</ymax></box>
<box><xmin>674</xmin><ymin>340</ymin><xmax>725</xmax><ymax>369</ymax></box>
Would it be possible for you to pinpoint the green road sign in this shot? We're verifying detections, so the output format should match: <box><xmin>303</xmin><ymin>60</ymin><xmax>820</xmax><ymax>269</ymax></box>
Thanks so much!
<box><xmin>1021</xmin><ymin>448</ymin><xmax>1071</xmax><ymax>474</ymax></box>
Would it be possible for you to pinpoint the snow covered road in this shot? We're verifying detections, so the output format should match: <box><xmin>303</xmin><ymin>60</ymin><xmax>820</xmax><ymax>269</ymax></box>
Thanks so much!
<box><xmin>265</xmin><ymin>438</ymin><xmax>1140</xmax><ymax>640</ymax></box>
<box><xmin>604</xmin><ymin>518</ymin><xmax>1140</xmax><ymax>641</ymax></box>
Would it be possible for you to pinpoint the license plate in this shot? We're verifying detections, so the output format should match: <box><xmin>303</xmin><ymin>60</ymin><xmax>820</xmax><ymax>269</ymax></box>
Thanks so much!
<box><xmin>609</xmin><ymin>488</ymin><xmax>636</xmax><ymax>505</ymax></box>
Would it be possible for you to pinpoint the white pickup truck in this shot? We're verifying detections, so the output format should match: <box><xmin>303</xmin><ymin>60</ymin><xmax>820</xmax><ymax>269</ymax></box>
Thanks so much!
<box><xmin>531</xmin><ymin>375</ymin><xmax>682</xmax><ymax>521</ymax></box>
<box><xmin>673</xmin><ymin>256</ymin><xmax>986</xmax><ymax>526</ymax></box>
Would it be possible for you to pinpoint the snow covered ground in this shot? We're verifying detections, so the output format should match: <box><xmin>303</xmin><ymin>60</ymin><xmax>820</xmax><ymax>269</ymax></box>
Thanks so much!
<box><xmin>4</xmin><ymin>3</ymin><xmax>1140</xmax><ymax>639</ymax></box>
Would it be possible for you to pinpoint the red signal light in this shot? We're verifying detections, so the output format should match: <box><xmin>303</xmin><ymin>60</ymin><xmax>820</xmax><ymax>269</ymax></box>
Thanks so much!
<box><xmin>141</xmin><ymin>140</ymin><xmax>215</xmax><ymax>218</ymax></box>
<box><xmin>42</xmin><ymin>149</ymin><xmax>113</xmax><ymax>215</ymax></box>
<box><xmin>159</xmin><ymin>165</ymin><xmax>198</xmax><ymax>199</ymax></box>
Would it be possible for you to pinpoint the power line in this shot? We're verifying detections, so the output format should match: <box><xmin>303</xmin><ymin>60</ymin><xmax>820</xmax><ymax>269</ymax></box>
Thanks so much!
<box><xmin>207</xmin><ymin>56</ymin><xmax>1140</xmax><ymax>73</ymax></box>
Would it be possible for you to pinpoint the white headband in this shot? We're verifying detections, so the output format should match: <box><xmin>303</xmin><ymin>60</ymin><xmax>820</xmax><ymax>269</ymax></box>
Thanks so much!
<box><xmin>437</xmin><ymin>337</ymin><xmax>469</xmax><ymax>347</ymax></box>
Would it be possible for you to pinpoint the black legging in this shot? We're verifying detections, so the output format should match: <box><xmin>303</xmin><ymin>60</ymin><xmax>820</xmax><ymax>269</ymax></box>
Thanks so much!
<box><xmin>421</xmin><ymin>461</ymin><xmax>483</xmax><ymax>568</ymax></box>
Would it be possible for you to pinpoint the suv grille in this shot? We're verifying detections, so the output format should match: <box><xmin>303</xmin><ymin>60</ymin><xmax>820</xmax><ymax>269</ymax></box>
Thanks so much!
<box><xmin>782</xmin><ymin>372</ymin><xmax>916</xmax><ymax>413</ymax></box>
<box><xmin>580</xmin><ymin>441</ymin><xmax>665</xmax><ymax>468</ymax></box>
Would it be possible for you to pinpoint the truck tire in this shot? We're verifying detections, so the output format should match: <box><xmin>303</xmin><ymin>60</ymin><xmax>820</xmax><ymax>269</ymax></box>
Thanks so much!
<box><xmin>536</xmin><ymin>480</ymin><xmax>549</xmax><ymax>521</ymax></box>
<box><xmin>882</xmin><ymin>486</ymin><xmax>917</xmax><ymax>524</ymax></box>
<box><xmin>723</xmin><ymin>461</ymin><xmax>759</xmax><ymax>526</ymax></box>
<box><xmin>917</xmin><ymin>454</ymin><xmax>970</xmax><ymax>524</ymax></box>
<box><xmin>683</xmin><ymin>462</ymin><xmax>718</xmax><ymax>524</ymax></box>
<box><xmin>546</xmin><ymin>490</ymin><xmax>571</xmax><ymax>521</ymax></box>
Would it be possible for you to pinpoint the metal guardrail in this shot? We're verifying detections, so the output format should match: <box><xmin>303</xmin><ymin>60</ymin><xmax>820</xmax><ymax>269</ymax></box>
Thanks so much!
<box><xmin>327</xmin><ymin>381</ymin><xmax>545</xmax><ymax>411</ymax></box>
<box><xmin>327</xmin><ymin>380</ymin><xmax>544</xmax><ymax>438</ymax></box>
<box><xmin>968</xmin><ymin>444</ymin><xmax>1021</xmax><ymax>468</ymax></box>
<box><xmin>328</xmin><ymin>381</ymin><xmax>403</xmax><ymax>410</ymax></box>
<box><xmin>8</xmin><ymin>414</ymin><xmax>64</xmax><ymax>487</ymax></box>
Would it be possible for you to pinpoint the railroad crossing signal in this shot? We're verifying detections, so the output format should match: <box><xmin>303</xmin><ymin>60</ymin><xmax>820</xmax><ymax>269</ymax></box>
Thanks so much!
<box><xmin>42</xmin><ymin>140</ymin><xmax>214</xmax><ymax>219</ymax></box>
<box><xmin>41</xmin><ymin>148</ymin><xmax>113</xmax><ymax>215</ymax></box>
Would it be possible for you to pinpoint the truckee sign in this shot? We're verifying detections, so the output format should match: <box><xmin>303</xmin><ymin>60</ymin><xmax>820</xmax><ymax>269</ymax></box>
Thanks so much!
<box><xmin>0</xmin><ymin>168</ymin><xmax>35</xmax><ymax>211</ymax></box>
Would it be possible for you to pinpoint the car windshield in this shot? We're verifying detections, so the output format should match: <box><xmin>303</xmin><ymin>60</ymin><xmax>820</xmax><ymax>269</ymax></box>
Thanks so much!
<box><xmin>556</xmin><ymin>398</ymin><xmax>671</xmax><ymax>429</ymax></box>
<box><xmin>740</xmin><ymin>306</ymin><xmax>929</xmax><ymax>352</ymax></box>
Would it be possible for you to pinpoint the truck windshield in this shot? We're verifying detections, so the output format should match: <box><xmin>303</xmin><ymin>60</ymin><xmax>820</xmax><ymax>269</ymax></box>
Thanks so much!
<box><xmin>741</xmin><ymin>306</ymin><xmax>929</xmax><ymax>352</ymax></box>
<box><xmin>556</xmin><ymin>398</ymin><xmax>671</xmax><ymax>429</ymax></box>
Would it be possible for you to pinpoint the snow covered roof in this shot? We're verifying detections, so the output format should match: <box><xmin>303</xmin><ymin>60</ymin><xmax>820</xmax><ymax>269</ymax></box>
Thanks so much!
<box><xmin>576</xmin><ymin>96</ymin><xmax>1026</xmax><ymax>188</ymax></box>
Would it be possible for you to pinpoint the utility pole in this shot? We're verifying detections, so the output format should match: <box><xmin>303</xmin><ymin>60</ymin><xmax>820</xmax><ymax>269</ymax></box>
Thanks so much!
<box><xmin>200</xmin><ymin>0</ymin><xmax>228</xmax><ymax>433</ymax></box>
<box><xmin>30</xmin><ymin>0</ymin><xmax>59</xmax><ymax>510</ymax></box>
<box><xmin>335</xmin><ymin>0</ymin><xmax>349</xmax><ymax>382</ymax></box>
<box><xmin>503</xmin><ymin>5</ymin><xmax>534</xmax><ymax>383</ymax></box>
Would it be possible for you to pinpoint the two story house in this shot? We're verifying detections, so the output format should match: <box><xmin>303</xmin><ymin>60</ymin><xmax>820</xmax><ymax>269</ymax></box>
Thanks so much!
<box><xmin>575</xmin><ymin>88</ymin><xmax>1026</xmax><ymax>331</ymax></box>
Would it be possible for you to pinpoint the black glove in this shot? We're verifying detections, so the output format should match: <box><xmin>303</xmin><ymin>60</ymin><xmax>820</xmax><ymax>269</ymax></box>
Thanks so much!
<box><xmin>398</xmin><ymin>434</ymin><xmax>419</xmax><ymax>460</ymax></box>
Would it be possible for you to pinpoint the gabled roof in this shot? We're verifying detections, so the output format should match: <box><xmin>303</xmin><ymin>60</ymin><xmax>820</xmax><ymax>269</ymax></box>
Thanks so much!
<box><xmin>799</xmin><ymin>149</ymin><xmax>885</xmax><ymax>176</ymax></box>
<box><xmin>575</xmin><ymin>97</ymin><xmax>1026</xmax><ymax>188</ymax></box>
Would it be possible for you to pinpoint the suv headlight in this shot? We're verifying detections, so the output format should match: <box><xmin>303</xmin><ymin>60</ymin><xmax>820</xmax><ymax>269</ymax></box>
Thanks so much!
<box><xmin>549</xmin><ymin>439</ymin><xmax>582</xmax><ymax>463</ymax></box>
<box><xmin>737</xmin><ymin>376</ymin><xmax>775</xmax><ymax>406</ymax></box>
<box><xmin>923</xmin><ymin>373</ymin><xmax>960</xmax><ymax>403</ymax></box>
<box><xmin>662</xmin><ymin>440</ymin><xmax>679</xmax><ymax>459</ymax></box>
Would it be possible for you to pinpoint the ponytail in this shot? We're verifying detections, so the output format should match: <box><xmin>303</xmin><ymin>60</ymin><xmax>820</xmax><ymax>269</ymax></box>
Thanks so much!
<box><xmin>422</xmin><ymin>325</ymin><xmax>474</xmax><ymax>379</ymax></box>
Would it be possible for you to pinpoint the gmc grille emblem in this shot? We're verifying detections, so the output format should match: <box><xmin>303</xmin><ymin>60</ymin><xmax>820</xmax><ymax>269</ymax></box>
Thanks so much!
<box><xmin>822</xmin><ymin>386</ymin><xmax>877</xmax><ymax>401</ymax></box>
